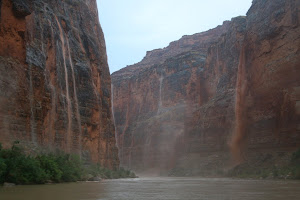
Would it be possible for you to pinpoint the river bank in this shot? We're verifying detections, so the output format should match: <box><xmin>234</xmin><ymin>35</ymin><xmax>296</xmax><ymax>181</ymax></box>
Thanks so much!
<box><xmin>167</xmin><ymin>148</ymin><xmax>300</xmax><ymax>180</ymax></box>
<box><xmin>0</xmin><ymin>142</ymin><xmax>136</xmax><ymax>185</ymax></box>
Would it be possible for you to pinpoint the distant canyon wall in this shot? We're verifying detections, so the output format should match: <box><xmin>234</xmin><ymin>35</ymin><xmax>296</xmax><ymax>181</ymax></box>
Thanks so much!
<box><xmin>0</xmin><ymin>0</ymin><xmax>119</xmax><ymax>169</ymax></box>
<box><xmin>112</xmin><ymin>0</ymin><xmax>300</xmax><ymax>173</ymax></box>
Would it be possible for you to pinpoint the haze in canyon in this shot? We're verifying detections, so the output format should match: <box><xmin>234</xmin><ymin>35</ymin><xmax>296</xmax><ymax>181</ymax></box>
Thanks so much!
<box><xmin>0</xmin><ymin>0</ymin><xmax>300</xmax><ymax>199</ymax></box>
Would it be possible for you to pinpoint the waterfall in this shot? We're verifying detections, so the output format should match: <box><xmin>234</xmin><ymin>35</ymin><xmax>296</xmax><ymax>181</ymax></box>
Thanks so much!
<box><xmin>66</xmin><ymin>38</ymin><xmax>82</xmax><ymax>154</ymax></box>
<box><xmin>111</xmin><ymin>84</ymin><xmax>118</xmax><ymax>145</ymax></box>
<box><xmin>49</xmin><ymin>83</ymin><xmax>56</xmax><ymax>146</ymax></box>
<box><xmin>158</xmin><ymin>73</ymin><xmax>164</xmax><ymax>112</ymax></box>
<box><xmin>231</xmin><ymin>46</ymin><xmax>247</xmax><ymax>163</ymax></box>
<box><xmin>55</xmin><ymin>16</ymin><xmax>72</xmax><ymax>152</ymax></box>
<box><xmin>29</xmin><ymin>64</ymin><xmax>37</xmax><ymax>145</ymax></box>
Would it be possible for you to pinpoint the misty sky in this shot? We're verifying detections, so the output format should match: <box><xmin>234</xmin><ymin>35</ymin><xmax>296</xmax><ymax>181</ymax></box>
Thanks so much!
<box><xmin>97</xmin><ymin>0</ymin><xmax>253</xmax><ymax>74</ymax></box>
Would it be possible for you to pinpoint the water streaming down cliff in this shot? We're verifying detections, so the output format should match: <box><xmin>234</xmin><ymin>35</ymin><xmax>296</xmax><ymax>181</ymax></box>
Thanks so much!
<box><xmin>44</xmin><ymin>17</ymin><xmax>57</xmax><ymax>149</ymax></box>
<box><xmin>231</xmin><ymin>46</ymin><xmax>247</xmax><ymax>163</ymax></box>
<box><xmin>112</xmin><ymin>0</ymin><xmax>300</xmax><ymax>174</ymax></box>
<box><xmin>111</xmin><ymin>84</ymin><xmax>119</xmax><ymax>160</ymax></box>
<box><xmin>48</xmin><ymin>83</ymin><xmax>56</xmax><ymax>147</ymax></box>
<box><xmin>55</xmin><ymin>16</ymin><xmax>73</xmax><ymax>153</ymax></box>
<box><xmin>29</xmin><ymin>64</ymin><xmax>37</xmax><ymax>145</ymax></box>
<box><xmin>0</xmin><ymin>0</ymin><xmax>119</xmax><ymax>168</ymax></box>
<box><xmin>158</xmin><ymin>73</ymin><xmax>164</xmax><ymax>109</ymax></box>
<box><xmin>66</xmin><ymin>36</ymin><xmax>82</xmax><ymax>154</ymax></box>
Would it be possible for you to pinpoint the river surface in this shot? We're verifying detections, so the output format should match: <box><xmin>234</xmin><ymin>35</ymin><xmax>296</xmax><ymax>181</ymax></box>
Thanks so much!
<box><xmin>0</xmin><ymin>177</ymin><xmax>300</xmax><ymax>200</ymax></box>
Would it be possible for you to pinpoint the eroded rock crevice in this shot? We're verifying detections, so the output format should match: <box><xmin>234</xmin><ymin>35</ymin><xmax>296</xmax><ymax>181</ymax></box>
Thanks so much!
<box><xmin>0</xmin><ymin>0</ymin><xmax>119</xmax><ymax>169</ymax></box>
<box><xmin>112</xmin><ymin>0</ymin><xmax>300</xmax><ymax>174</ymax></box>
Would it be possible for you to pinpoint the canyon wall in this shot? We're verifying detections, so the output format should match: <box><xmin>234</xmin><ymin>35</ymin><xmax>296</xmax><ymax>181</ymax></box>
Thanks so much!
<box><xmin>0</xmin><ymin>0</ymin><xmax>119</xmax><ymax>169</ymax></box>
<box><xmin>112</xmin><ymin>0</ymin><xmax>300</xmax><ymax>174</ymax></box>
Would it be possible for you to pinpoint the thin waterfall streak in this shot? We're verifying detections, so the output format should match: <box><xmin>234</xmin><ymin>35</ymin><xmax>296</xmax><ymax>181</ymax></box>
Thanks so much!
<box><xmin>55</xmin><ymin>16</ymin><xmax>72</xmax><ymax>153</ymax></box>
<box><xmin>49</xmin><ymin>84</ymin><xmax>56</xmax><ymax>147</ymax></box>
<box><xmin>128</xmin><ymin>135</ymin><xmax>134</xmax><ymax>169</ymax></box>
<box><xmin>122</xmin><ymin>132</ymin><xmax>125</xmax><ymax>167</ymax></box>
<box><xmin>66</xmin><ymin>39</ymin><xmax>82</xmax><ymax>154</ymax></box>
<box><xmin>111</xmin><ymin>84</ymin><xmax>118</xmax><ymax>147</ymax></box>
<box><xmin>47</xmin><ymin>20</ymin><xmax>57</xmax><ymax>148</ymax></box>
<box><xmin>217</xmin><ymin>46</ymin><xmax>220</xmax><ymax>70</ymax></box>
<box><xmin>231</xmin><ymin>46</ymin><xmax>247</xmax><ymax>163</ymax></box>
<box><xmin>29</xmin><ymin>64</ymin><xmax>37</xmax><ymax>145</ymax></box>
<box><xmin>157</xmin><ymin>72</ymin><xmax>164</xmax><ymax>115</ymax></box>
<box><xmin>120</xmin><ymin>83</ymin><xmax>131</xmax><ymax>167</ymax></box>
<box><xmin>159</xmin><ymin>75</ymin><xmax>163</xmax><ymax>107</ymax></box>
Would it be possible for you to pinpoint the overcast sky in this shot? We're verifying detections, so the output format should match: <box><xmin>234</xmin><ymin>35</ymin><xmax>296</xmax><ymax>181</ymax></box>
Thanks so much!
<box><xmin>97</xmin><ymin>0</ymin><xmax>253</xmax><ymax>74</ymax></box>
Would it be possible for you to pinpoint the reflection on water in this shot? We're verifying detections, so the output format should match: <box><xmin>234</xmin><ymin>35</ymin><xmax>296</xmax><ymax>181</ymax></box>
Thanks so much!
<box><xmin>1</xmin><ymin>177</ymin><xmax>300</xmax><ymax>200</ymax></box>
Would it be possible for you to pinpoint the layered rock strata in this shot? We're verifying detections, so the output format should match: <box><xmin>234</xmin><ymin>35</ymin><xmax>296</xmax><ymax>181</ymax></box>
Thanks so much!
<box><xmin>112</xmin><ymin>0</ymin><xmax>300</xmax><ymax>174</ymax></box>
<box><xmin>0</xmin><ymin>0</ymin><xmax>119</xmax><ymax>169</ymax></box>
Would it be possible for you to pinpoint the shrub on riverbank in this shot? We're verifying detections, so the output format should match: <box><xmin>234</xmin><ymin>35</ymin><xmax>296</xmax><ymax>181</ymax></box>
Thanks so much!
<box><xmin>228</xmin><ymin>148</ymin><xmax>300</xmax><ymax>180</ymax></box>
<box><xmin>36</xmin><ymin>153</ymin><xmax>83</xmax><ymax>182</ymax></box>
<box><xmin>290</xmin><ymin>148</ymin><xmax>300</xmax><ymax>179</ymax></box>
<box><xmin>0</xmin><ymin>142</ymin><xmax>136</xmax><ymax>185</ymax></box>
<box><xmin>87</xmin><ymin>164</ymin><xmax>136</xmax><ymax>179</ymax></box>
<box><xmin>0</xmin><ymin>142</ymin><xmax>48</xmax><ymax>184</ymax></box>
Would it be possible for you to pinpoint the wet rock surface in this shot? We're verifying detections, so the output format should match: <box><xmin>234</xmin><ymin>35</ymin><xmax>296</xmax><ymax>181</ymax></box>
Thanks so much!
<box><xmin>112</xmin><ymin>0</ymin><xmax>300</xmax><ymax>174</ymax></box>
<box><xmin>0</xmin><ymin>0</ymin><xmax>119</xmax><ymax>169</ymax></box>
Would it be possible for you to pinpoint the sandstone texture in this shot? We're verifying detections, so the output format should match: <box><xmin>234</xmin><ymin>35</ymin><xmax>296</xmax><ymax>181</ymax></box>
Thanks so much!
<box><xmin>0</xmin><ymin>0</ymin><xmax>119</xmax><ymax>169</ymax></box>
<box><xmin>112</xmin><ymin>0</ymin><xmax>300</xmax><ymax>174</ymax></box>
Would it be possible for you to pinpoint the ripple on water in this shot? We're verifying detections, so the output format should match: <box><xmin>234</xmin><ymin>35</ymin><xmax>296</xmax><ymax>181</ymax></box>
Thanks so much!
<box><xmin>0</xmin><ymin>177</ymin><xmax>300</xmax><ymax>200</ymax></box>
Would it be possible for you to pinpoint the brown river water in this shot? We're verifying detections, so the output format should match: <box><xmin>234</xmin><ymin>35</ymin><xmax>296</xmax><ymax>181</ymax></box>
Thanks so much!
<box><xmin>0</xmin><ymin>177</ymin><xmax>300</xmax><ymax>200</ymax></box>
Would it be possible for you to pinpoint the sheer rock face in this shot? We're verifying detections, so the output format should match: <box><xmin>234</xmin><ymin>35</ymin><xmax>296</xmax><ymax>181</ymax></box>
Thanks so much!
<box><xmin>0</xmin><ymin>0</ymin><xmax>119</xmax><ymax>169</ymax></box>
<box><xmin>112</xmin><ymin>0</ymin><xmax>300</xmax><ymax>174</ymax></box>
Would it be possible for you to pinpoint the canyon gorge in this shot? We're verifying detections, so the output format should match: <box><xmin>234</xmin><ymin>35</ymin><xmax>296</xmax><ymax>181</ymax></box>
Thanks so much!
<box><xmin>112</xmin><ymin>0</ymin><xmax>300</xmax><ymax>175</ymax></box>
<box><xmin>0</xmin><ymin>0</ymin><xmax>119</xmax><ymax>169</ymax></box>
<box><xmin>0</xmin><ymin>0</ymin><xmax>299</xmax><ymax>177</ymax></box>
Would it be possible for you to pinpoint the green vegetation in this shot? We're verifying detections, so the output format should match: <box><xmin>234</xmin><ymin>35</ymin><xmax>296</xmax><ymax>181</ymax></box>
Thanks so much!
<box><xmin>228</xmin><ymin>148</ymin><xmax>300</xmax><ymax>180</ymax></box>
<box><xmin>86</xmin><ymin>164</ymin><xmax>136</xmax><ymax>179</ymax></box>
<box><xmin>290</xmin><ymin>148</ymin><xmax>300</xmax><ymax>179</ymax></box>
<box><xmin>0</xmin><ymin>142</ymin><xmax>136</xmax><ymax>185</ymax></box>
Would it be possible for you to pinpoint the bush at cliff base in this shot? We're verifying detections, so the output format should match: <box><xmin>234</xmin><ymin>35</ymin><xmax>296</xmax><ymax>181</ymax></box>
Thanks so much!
<box><xmin>0</xmin><ymin>142</ymin><xmax>136</xmax><ymax>185</ymax></box>
<box><xmin>36</xmin><ymin>153</ymin><xmax>83</xmax><ymax>182</ymax></box>
<box><xmin>0</xmin><ymin>143</ymin><xmax>49</xmax><ymax>184</ymax></box>
<box><xmin>291</xmin><ymin>148</ymin><xmax>300</xmax><ymax>179</ymax></box>
<box><xmin>87</xmin><ymin>164</ymin><xmax>136</xmax><ymax>179</ymax></box>
<box><xmin>228</xmin><ymin>147</ymin><xmax>300</xmax><ymax>179</ymax></box>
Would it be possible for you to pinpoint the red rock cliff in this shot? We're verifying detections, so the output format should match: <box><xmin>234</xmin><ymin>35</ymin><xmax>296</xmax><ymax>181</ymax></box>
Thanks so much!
<box><xmin>0</xmin><ymin>0</ymin><xmax>119</xmax><ymax>169</ymax></box>
<box><xmin>112</xmin><ymin>0</ymin><xmax>300</xmax><ymax>174</ymax></box>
